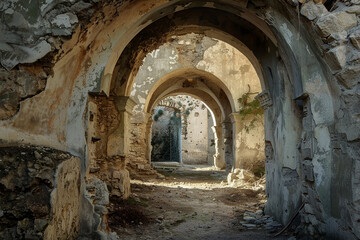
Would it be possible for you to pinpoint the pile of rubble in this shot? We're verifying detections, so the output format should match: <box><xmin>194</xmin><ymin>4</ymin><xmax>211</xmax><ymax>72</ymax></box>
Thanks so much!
<box><xmin>239</xmin><ymin>210</ymin><xmax>283</xmax><ymax>230</ymax></box>
<box><xmin>227</xmin><ymin>168</ymin><xmax>266</xmax><ymax>191</ymax></box>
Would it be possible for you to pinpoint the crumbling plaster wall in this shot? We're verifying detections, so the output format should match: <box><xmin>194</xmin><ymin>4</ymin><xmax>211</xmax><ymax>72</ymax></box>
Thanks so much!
<box><xmin>130</xmin><ymin>34</ymin><xmax>262</xmax><ymax>121</ymax></box>
<box><xmin>263</xmin><ymin>59</ymin><xmax>303</xmax><ymax>225</ymax></box>
<box><xmin>262</xmin><ymin>1</ymin><xmax>360</xmax><ymax>238</ymax></box>
<box><xmin>0</xmin><ymin>0</ymin><xmax>104</xmax><ymax>153</ymax></box>
<box><xmin>85</xmin><ymin>95</ymin><xmax>131</xmax><ymax>199</ymax></box>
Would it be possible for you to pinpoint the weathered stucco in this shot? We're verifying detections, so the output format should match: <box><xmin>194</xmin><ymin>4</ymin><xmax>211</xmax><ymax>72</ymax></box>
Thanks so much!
<box><xmin>44</xmin><ymin>156</ymin><xmax>81</xmax><ymax>239</ymax></box>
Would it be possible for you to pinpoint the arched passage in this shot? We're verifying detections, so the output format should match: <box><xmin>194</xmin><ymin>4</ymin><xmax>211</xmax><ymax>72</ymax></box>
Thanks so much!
<box><xmin>150</xmin><ymin>94</ymin><xmax>219</xmax><ymax>166</ymax></box>
<box><xmin>149</xmin><ymin>87</ymin><xmax>229</xmax><ymax>169</ymax></box>
<box><xmin>129</xmin><ymin>65</ymin><xmax>237</xmax><ymax>170</ymax></box>
<box><xmin>101</xmin><ymin>3</ymin><xmax>322</xmax><ymax>230</ymax></box>
<box><xmin>145</xmin><ymin>69</ymin><xmax>234</xmax><ymax>120</ymax></box>
<box><xmin>125</xmin><ymin>32</ymin><xmax>266</xmax><ymax>173</ymax></box>
<box><xmin>99</xmin><ymin>3</ymin><xmax>335</xmax><ymax>235</ymax></box>
<box><xmin>2</xmin><ymin>0</ymin><xmax>357</xmax><ymax>239</ymax></box>
<box><xmin>83</xmin><ymin>3</ymin><xmax>338</xmax><ymax>238</ymax></box>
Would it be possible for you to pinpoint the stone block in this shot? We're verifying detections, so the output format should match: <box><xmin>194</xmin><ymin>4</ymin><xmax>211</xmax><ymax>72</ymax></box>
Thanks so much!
<box><xmin>110</xmin><ymin>170</ymin><xmax>130</xmax><ymax>199</ymax></box>
<box><xmin>304</xmin><ymin>204</ymin><xmax>315</xmax><ymax>214</ymax></box>
<box><xmin>346</xmin><ymin>5</ymin><xmax>360</xmax><ymax>15</ymax></box>
<box><xmin>5</xmin><ymin>11</ymin><xmax>29</xmax><ymax>29</ymax></box>
<box><xmin>0</xmin><ymin>30</ymin><xmax>23</xmax><ymax>44</ymax></box>
<box><xmin>34</xmin><ymin>219</ymin><xmax>48</xmax><ymax>232</ymax></box>
<box><xmin>301</xmin><ymin>1</ymin><xmax>328</xmax><ymax>21</ymax></box>
<box><xmin>349</xmin><ymin>26</ymin><xmax>360</xmax><ymax>50</ymax></box>
<box><xmin>347</xmin><ymin>49</ymin><xmax>360</xmax><ymax>66</ymax></box>
<box><xmin>0</xmin><ymin>40</ymin><xmax>52</xmax><ymax>70</ymax></box>
<box><xmin>325</xmin><ymin>31</ymin><xmax>348</xmax><ymax>48</ymax></box>
<box><xmin>336</xmin><ymin>64</ymin><xmax>360</xmax><ymax>89</ymax></box>
<box><xmin>303</xmin><ymin>161</ymin><xmax>314</xmax><ymax>182</ymax></box>
<box><xmin>50</xmin><ymin>13</ymin><xmax>78</xmax><ymax>36</ymax></box>
<box><xmin>316</xmin><ymin>11</ymin><xmax>357</xmax><ymax>37</ymax></box>
<box><xmin>324</xmin><ymin>45</ymin><xmax>347</xmax><ymax>70</ymax></box>
<box><xmin>93</xmin><ymin>178</ymin><xmax>110</xmax><ymax>206</ymax></box>
<box><xmin>51</xmin><ymin>13</ymin><xmax>78</xmax><ymax>29</ymax></box>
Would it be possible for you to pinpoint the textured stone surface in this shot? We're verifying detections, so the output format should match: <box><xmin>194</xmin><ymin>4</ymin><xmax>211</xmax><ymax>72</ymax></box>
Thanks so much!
<box><xmin>324</xmin><ymin>45</ymin><xmax>347</xmax><ymax>70</ymax></box>
<box><xmin>0</xmin><ymin>68</ymin><xmax>47</xmax><ymax>119</ymax></box>
<box><xmin>301</xmin><ymin>1</ymin><xmax>328</xmax><ymax>21</ymax></box>
<box><xmin>0</xmin><ymin>146</ymin><xmax>81</xmax><ymax>239</ymax></box>
<box><xmin>316</xmin><ymin>11</ymin><xmax>357</xmax><ymax>37</ymax></box>
<box><xmin>0</xmin><ymin>0</ymin><xmax>95</xmax><ymax>70</ymax></box>
<box><xmin>336</xmin><ymin>64</ymin><xmax>360</xmax><ymax>89</ymax></box>
<box><xmin>44</xmin><ymin>156</ymin><xmax>81</xmax><ymax>239</ymax></box>
<box><xmin>350</xmin><ymin>27</ymin><xmax>360</xmax><ymax>50</ymax></box>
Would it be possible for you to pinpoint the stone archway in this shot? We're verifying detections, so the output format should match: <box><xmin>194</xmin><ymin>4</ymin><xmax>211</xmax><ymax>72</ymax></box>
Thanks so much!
<box><xmin>124</xmin><ymin>33</ymin><xmax>266</xmax><ymax>173</ymax></box>
<box><xmin>149</xmin><ymin>88</ymin><xmax>228</xmax><ymax>170</ymax></box>
<box><xmin>0</xmin><ymin>1</ymin><xmax>359</xmax><ymax>239</ymax></box>
<box><xmin>100</xmin><ymin>3</ymin><xmax>336</xmax><ymax>238</ymax></box>
<box><xmin>151</xmin><ymin>95</ymin><xmax>217</xmax><ymax>166</ymax></box>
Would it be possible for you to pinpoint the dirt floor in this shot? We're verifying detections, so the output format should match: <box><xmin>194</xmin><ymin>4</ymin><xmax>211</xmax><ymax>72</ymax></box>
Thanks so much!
<box><xmin>109</xmin><ymin>165</ymin><xmax>294</xmax><ymax>240</ymax></box>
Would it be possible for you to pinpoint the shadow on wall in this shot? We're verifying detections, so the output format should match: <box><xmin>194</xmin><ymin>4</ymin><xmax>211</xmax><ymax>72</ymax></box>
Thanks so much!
<box><xmin>151</xmin><ymin>106</ymin><xmax>181</xmax><ymax>162</ymax></box>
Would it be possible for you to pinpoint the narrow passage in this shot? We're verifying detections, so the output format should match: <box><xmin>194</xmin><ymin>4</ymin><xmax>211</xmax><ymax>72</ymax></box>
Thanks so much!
<box><xmin>109</xmin><ymin>165</ymin><xmax>293</xmax><ymax>240</ymax></box>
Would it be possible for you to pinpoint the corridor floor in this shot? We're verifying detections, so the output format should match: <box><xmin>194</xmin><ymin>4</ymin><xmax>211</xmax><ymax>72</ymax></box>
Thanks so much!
<box><xmin>109</xmin><ymin>166</ymin><xmax>293</xmax><ymax>240</ymax></box>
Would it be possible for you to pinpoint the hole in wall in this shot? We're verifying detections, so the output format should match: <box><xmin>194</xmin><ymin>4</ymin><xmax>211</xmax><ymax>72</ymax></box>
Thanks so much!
<box><xmin>323</xmin><ymin>0</ymin><xmax>338</xmax><ymax>11</ymax></box>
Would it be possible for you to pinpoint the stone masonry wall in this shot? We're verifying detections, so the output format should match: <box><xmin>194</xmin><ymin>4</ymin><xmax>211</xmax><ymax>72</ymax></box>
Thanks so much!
<box><xmin>86</xmin><ymin>95</ymin><xmax>130</xmax><ymax>199</ymax></box>
<box><xmin>0</xmin><ymin>145</ymin><xmax>81</xmax><ymax>239</ymax></box>
<box><xmin>0</xmin><ymin>68</ymin><xmax>47</xmax><ymax>120</ymax></box>
<box><xmin>299</xmin><ymin>1</ymin><xmax>360</xmax><ymax>238</ymax></box>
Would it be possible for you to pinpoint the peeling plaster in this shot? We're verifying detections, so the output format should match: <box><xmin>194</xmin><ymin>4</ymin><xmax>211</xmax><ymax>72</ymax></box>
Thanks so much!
<box><xmin>314</xmin><ymin>126</ymin><xmax>331</xmax><ymax>153</ymax></box>
<box><xmin>279</xmin><ymin>23</ymin><xmax>294</xmax><ymax>46</ymax></box>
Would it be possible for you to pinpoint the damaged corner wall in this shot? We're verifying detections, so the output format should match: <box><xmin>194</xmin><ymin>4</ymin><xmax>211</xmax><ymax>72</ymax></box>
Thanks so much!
<box><xmin>0</xmin><ymin>146</ymin><xmax>81</xmax><ymax>239</ymax></box>
<box><xmin>263</xmin><ymin>1</ymin><xmax>360</xmax><ymax>239</ymax></box>
<box><xmin>81</xmin><ymin>95</ymin><xmax>134</xmax><ymax>238</ymax></box>
<box><xmin>85</xmin><ymin>95</ymin><xmax>132</xmax><ymax>199</ymax></box>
